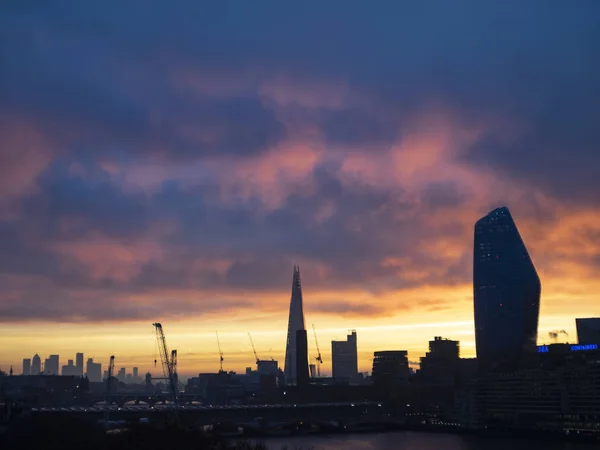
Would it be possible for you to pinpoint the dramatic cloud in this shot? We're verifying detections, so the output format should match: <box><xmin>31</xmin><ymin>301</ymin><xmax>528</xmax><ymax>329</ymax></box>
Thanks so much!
<box><xmin>1</xmin><ymin>1</ymin><xmax>599</xmax><ymax>374</ymax></box>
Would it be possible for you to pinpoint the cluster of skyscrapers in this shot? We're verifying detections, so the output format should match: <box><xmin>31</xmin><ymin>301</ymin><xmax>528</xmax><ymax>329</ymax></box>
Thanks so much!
<box><xmin>21</xmin><ymin>353</ymin><xmax>106</xmax><ymax>383</ymax></box>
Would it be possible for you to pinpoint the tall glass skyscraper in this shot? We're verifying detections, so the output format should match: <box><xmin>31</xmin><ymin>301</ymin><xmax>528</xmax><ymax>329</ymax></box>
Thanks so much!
<box><xmin>284</xmin><ymin>265</ymin><xmax>306</xmax><ymax>385</ymax></box>
<box><xmin>473</xmin><ymin>206</ymin><xmax>541</xmax><ymax>370</ymax></box>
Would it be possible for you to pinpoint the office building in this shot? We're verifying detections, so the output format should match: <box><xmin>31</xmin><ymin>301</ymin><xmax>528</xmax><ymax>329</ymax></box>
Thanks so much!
<box><xmin>576</xmin><ymin>317</ymin><xmax>600</xmax><ymax>344</ymax></box>
<box><xmin>133</xmin><ymin>367</ymin><xmax>139</xmax><ymax>378</ymax></box>
<box><xmin>473</xmin><ymin>206</ymin><xmax>541</xmax><ymax>370</ymax></box>
<box><xmin>332</xmin><ymin>330</ymin><xmax>358</xmax><ymax>381</ymax></box>
<box><xmin>76</xmin><ymin>352</ymin><xmax>84</xmax><ymax>376</ymax></box>
<box><xmin>473</xmin><ymin>343</ymin><xmax>600</xmax><ymax>432</ymax></box>
<box><xmin>45</xmin><ymin>355</ymin><xmax>59</xmax><ymax>375</ymax></box>
<box><xmin>86</xmin><ymin>358</ymin><xmax>102</xmax><ymax>383</ymax></box>
<box><xmin>283</xmin><ymin>265</ymin><xmax>306</xmax><ymax>385</ymax></box>
<box><xmin>62</xmin><ymin>360</ymin><xmax>78</xmax><ymax>376</ymax></box>
<box><xmin>417</xmin><ymin>337</ymin><xmax>460</xmax><ymax>384</ymax></box>
<box><xmin>117</xmin><ymin>367</ymin><xmax>126</xmax><ymax>382</ymax></box>
<box><xmin>372</xmin><ymin>351</ymin><xmax>410</xmax><ymax>391</ymax></box>
<box><xmin>257</xmin><ymin>360</ymin><xmax>279</xmax><ymax>376</ymax></box>
<box><xmin>31</xmin><ymin>354</ymin><xmax>41</xmax><ymax>375</ymax></box>
<box><xmin>295</xmin><ymin>329</ymin><xmax>309</xmax><ymax>387</ymax></box>
<box><xmin>22</xmin><ymin>359</ymin><xmax>31</xmax><ymax>376</ymax></box>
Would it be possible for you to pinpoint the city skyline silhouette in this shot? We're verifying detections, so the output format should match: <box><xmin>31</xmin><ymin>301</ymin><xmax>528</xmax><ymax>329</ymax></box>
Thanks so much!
<box><xmin>1</xmin><ymin>2</ymin><xmax>599</xmax><ymax>378</ymax></box>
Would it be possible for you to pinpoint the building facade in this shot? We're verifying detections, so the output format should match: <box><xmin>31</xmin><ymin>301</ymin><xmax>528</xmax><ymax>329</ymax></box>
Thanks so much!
<box><xmin>472</xmin><ymin>343</ymin><xmax>600</xmax><ymax>432</ymax></box>
<box><xmin>76</xmin><ymin>352</ymin><xmax>84</xmax><ymax>376</ymax></box>
<box><xmin>576</xmin><ymin>317</ymin><xmax>600</xmax><ymax>344</ymax></box>
<box><xmin>62</xmin><ymin>360</ymin><xmax>78</xmax><ymax>376</ymax></box>
<box><xmin>44</xmin><ymin>355</ymin><xmax>59</xmax><ymax>375</ymax></box>
<box><xmin>22</xmin><ymin>358</ymin><xmax>31</xmax><ymax>376</ymax></box>
<box><xmin>31</xmin><ymin>354</ymin><xmax>41</xmax><ymax>375</ymax></box>
<box><xmin>371</xmin><ymin>350</ymin><xmax>410</xmax><ymax>391</ymax></box>
<box><xmin>295</xmin><ymin>329</ymin><xmax>309</xmax><ymax>387</ymax></box>
<box><xmin>473</xmin><ymin>206</ymin><xmax>541</xmax><ymax>370</ymax></box>
<box><xmin>283</xmin><ymin>265</ymin><xmax>306</xmax><ymax>385</ymax></box>
<box><xmin>418</xmin><ymin>337</ymin><xmax>460</xmax><ymax>383</ymax></box>
<box><xmin>332</xmin><ymin>330</ymin><xmax>358</xmax><ymax>381</ymax></box>
<box><xmin>86</xmin><ymin>358</ymin><xmax>102</xmax><ymax>382</ymax></box>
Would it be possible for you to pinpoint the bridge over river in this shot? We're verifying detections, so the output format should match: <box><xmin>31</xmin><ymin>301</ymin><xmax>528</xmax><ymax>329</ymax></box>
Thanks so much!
<box><xmin>29</xmin><ymin>402</ymin><xmax>401</xmax><ymax>434</ymax></box>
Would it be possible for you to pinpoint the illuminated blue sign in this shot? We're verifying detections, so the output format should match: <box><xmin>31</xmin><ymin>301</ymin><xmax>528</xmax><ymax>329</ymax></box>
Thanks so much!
<box><xmin>570</xmin><ymin>344</ymin><xmax>598</xmax><ymax>351</ymax></box>
<box><xmin>537</xmin><ymin>344</ymin><xmax>598</xmax><ymax>353</ymax></box>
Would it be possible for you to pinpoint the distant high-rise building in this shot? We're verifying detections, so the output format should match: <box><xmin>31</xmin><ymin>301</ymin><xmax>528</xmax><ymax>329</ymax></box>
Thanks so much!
<box><xmin>31</xmin><ymin>354</ymin><xmax>41</xmax><ymax>375</ymax></box>
<box><xmin>117</xmin><ymin>367</ymin><xmax>126</xmax><ymax>382</ymax></box>
<box><xmin>576</xmin><ymin>318</ymin><xmax>600</xmax><ymax>344</ymax></box>
<box><xmin>86</xmin><ymin>358</ymin><xmax>102</xmax><ymax>383</ymax></box>
<box><xmin>133</xmin><ymin>367</ymin><xmax>139</xmax><ymax>378</ymax></box>
<box><xmin>45</xmin><ymin>355</ymin><xmax>59</xmax><ymax>375</ymax></box>
<box><xmin>309</xmin><ymin>364</ymin><xmax>316</xmax><ymax>378</ymax></box>
<box><xmin>417</xmin><ymin>337</ymin><xmax>460</xmax><ymax>382</ymax></box>
<box><xmin>76</xmin><ymin>353</ymin><xmax>84</xmax><ymax>376</ymax></box>
<box><xmin>371</xmin><ymin>351</ymin><xmax>410</xmax><ymax>391</ymax></box>
<box><xmin>257</xmin><ymin>360</ymin><xmax>279</xmax><ymax>376</ymax></box>
<box><xmin>295</xmin><ymin>329</ymin><xmax>309</xmax><ymax>387</ymax></box>
<box><xmin>22</xmin><ymin>359</ymin><xmax>31</xmax><ymax>376</ymax></box>
<box><xmin>332</xmin><ymin>330</ymin><xmax>358</xmax><ymax>381</ymax></box>
<box><xmin>62</xmin><ymin>360</ymin><xmax>78</xmax><ymax>376</ymax></box>
<box><xmin>473</xmin><ymin>206</ymin><xmax>541</xmax><ymax>370</ymax></box>
<box><xmin>283</xmin><ymin>265</ymin><xmax>306</xmax><ymax>385</ymax></box>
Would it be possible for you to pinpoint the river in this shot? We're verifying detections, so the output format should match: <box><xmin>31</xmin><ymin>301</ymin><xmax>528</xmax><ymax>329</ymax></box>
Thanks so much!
<box><xmin>260</xmin><ymin>431</ymin><xmax>593</xmax><ymax>450</ymax></box>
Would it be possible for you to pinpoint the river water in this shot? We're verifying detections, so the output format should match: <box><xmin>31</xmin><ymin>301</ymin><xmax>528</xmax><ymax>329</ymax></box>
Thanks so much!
<box><xmin>261</xmin><ymin>431</ymin><xmax>592</xmax><ymax>450</ymax></box>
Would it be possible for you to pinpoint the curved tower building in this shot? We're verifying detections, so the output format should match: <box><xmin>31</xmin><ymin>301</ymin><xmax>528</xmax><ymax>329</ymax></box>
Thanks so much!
<box><xmin>283</xmin><ymin>265</ymin><xmax>306</xmax><ymax>384</ymax></box>
<box><xmin>473</xmin><ymin>206</ymin><xmax>541</xmax><ymax>370</ymax></box>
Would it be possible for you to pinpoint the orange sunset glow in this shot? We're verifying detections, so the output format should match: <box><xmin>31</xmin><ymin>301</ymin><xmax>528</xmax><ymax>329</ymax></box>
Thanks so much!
<box><xmin>1</xmin><ymin>3</ymin><xmax>599</xmax><ymax>380</ymax></box>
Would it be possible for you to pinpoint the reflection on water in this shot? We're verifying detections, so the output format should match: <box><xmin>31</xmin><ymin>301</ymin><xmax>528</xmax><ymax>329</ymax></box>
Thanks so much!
<box><xmin>262</xmin><ymin>431</ymin><xmax>592</xmax><ymax>450</ymax></box>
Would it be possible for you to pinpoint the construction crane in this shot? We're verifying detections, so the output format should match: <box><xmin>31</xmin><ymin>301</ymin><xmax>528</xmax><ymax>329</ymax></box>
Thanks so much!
<box><xmin>549</xmin><ymin>330</ymin><xmax>569</xmax><ymax>343</ymax></box>
<box><xmin>312</xmin><ymin>324</ymin><xmax>323</xmax><ymax>377</ymax></box>
<box><xmin>104</xmin><ymin>355</ymin><xmax>115</xmax><ymax>422</ymax></box>
<box><xmin>216</xmin><ymin>331</ymin><xmax>224</xmax><ymax>373</ymax></box>
<box><xmin>152</xmin><ymin>322</ymin><xmax>179</xmax><ymax>421</ymax></box>
<box><xmin>248</xmin><ymin>332</ymin><xmax>259</xmax><ymax>366</ymax></box>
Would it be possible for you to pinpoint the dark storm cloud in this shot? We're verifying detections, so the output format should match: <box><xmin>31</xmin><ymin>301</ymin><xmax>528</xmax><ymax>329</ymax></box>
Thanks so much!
<box><xmin>1</xmin><ymin>1</ymin><xmax>599</xmax><ymax>322</ymax></box>
<box><xmin>0</xmin><ymin>3</ymin><xmax>286</xmax><ymax>160</ymax></box>
<box><xmin>2</xmin><ymin>1</ymin><xmax>599</xmax><ymax>186</ymax></box>
<box><xmin>309</xmin><ymin>301</ymin><xmax>386</xmax><ymax>317</ymax></box>
<box><xmin>20</xmin><ymin>158</ymin><xmax>150</xmax><ymax>240</ymax></box>
<box><xmin>0</xmin><ymin>285</ymin><xmax>251</xmax><ymax>323</ymax></box>
<box><xmin>0</xmin><ymin>223</ymin><xmax>60</xmax><ymax>277</ymax></box>
<box><xmin>421</xmin><ymin>182</ymin><xmax>469</xmax><ymax>211</ymax></box>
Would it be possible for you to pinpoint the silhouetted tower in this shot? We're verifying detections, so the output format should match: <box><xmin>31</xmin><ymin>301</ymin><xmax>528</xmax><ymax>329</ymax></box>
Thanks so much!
<box><xmin>295</xmin><ymin>329</ymin><xmax>309</xmax><ymax>388</ymax></box>
<box><xmin>284</xmin><ymin>265</ymin><xmax>306</xmax><ymax>385</ymax></box>
<box><xmin>473</xmin><ymin>206</ymin><xmax>541</xmax><ymax>370</ymax></box>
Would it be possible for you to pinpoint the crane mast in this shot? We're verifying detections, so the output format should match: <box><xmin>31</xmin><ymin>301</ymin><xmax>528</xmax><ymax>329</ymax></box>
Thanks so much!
<box><xmin>216</xmin><ymin>331</ymin><xmax>224</xmax><ymax>373</ymax></box>
<box><xmin>312</xmin><ymin>324</ymin><xmax>323</xmax><ymax>377</ymax></box>
<box><xmin>104</xmin><ymin>355</ymin><xmax>115</xmax><ymax>422</ymax></box>
<box><xmin>248</xmin><ymin>332</ymin><xmax>259</xmax><ymax>366</ymax></box>
<box><xmin>106</xmin><ymin>355</ymin><xmax>115</xmax><ymax>404</ymax></box>
<box><xmin>152</xmin><ymin>322</ymin><xmax>179</xmax><ymax>419</ymax></box>
<box><xmin>171</xmin><ymin>349</ymin><xmax>178</xmax><ymax>389</ymax></box>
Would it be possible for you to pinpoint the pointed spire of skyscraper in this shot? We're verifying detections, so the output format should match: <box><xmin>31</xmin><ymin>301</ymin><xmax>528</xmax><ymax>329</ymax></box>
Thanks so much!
<box><xmin>284</xmin><ymin>264</ymin><xmax>306</xmax><ymax>385</ymax></box>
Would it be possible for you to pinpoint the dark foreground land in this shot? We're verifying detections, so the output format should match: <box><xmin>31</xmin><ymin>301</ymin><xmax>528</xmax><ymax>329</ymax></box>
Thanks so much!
<box><xmin>0</xmin><ymin>415</ymin><xmax>267</xmax><ymax>450</ymax></box>
<box><xmin>2</xmin><ymin>415</ymin><xmax>599</xmax><ymax>450</ymax></box>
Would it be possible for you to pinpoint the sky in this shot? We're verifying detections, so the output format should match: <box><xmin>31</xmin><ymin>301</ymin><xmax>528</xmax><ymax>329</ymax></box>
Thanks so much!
<box><xmin>1</xmin><ymin>1</ymin><xmax>600</xmax><ymax>378</ymax></box>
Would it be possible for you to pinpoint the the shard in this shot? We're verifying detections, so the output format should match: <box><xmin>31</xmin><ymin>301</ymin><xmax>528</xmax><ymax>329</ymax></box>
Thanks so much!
<box><xmin>473</xmin><ymin>206</ymin><xmax>541</xmax><ymax>370</ymax></box>
<box><xmin>283</xmin><ymin>265</ymin><xmax>306</xmax><ymax>384</ymax></box>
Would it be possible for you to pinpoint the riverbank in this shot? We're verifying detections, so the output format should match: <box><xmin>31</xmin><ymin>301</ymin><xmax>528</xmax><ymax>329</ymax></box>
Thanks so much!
<box><xmin>257</xmin><ymin>431</ymin><xmax>600</xmax><ymax>450</ymax></box>
<box><xmin>226</xmin><ymin>422</ymin><xmax>600</xmax><ymax>445</ymax></box>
